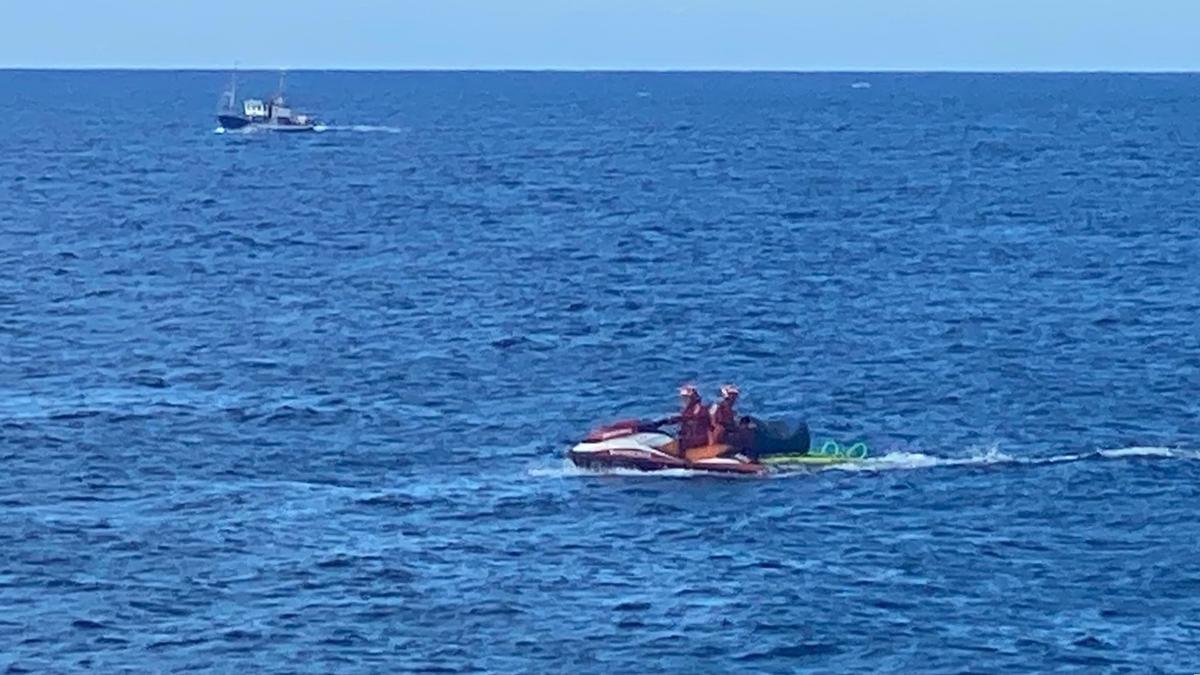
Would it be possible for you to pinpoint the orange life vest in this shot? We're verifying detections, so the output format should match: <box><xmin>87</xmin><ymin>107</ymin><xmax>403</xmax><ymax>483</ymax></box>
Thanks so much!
<box><xmin>709</xmin><ymin>400</ymin><xmax>737</xmax><ymax>444</ymax></box>
<box><xmin>678</xmin><ymin>401</ymin><xmax>710</xmax><ymax>450</ymax></box>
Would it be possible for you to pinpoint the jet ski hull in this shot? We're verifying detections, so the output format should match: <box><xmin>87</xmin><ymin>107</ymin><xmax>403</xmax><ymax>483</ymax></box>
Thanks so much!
<box><xmin>568</xmin><ymin>431</ymin><xmax>766</xmax><ymax>475</ymax></box>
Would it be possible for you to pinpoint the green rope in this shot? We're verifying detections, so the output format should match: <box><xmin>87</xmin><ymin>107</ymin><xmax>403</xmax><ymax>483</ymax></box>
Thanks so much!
<box><xmin>811</xmin><ymin>439</ymin><xmax>870</xmax><ymax>459</ymax></box>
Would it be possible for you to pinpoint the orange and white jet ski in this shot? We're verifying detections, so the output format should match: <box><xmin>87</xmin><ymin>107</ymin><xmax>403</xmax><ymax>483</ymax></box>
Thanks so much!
<box><xmin>567</xmin><ymin>419</ymin><xmax>766</xmax><ymax>475</ymax></box>
<box><xmin>567</xmin><ymin>416</ymin><xmax>859</xmax><ymax>475</ymax></box>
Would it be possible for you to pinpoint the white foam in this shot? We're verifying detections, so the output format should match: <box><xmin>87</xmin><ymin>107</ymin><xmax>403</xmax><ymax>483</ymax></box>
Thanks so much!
<box><xmin>528</xmin><ymin>460</ymin><xmax>711</xmax><ymax>480</ymax></box>
<box><xmin>827</xmin><ymin>445</ymin><xmax>1196</xmax><ymax>474</ymax></box>
<box><xmin>213</xmin><ymin>126</ymin><xmax>260</xmax><ymax>135</ymax></box>
<box><xmin>1098</xmin><ymin>446</ymin><xmax>1180</xmax><ymax>458</ymax></box>
<box><xmin>825</xmin><ymin>446</ymin><xmax>1013</xmax><ymax>473</ymax></box>
<box><xmin>320</xmin><ymin>124</ymin><xmax>407</xmax><ymax>134</ymax></box>
<box><xmin>531</xmin><ymin>445</ymin><xmax>1199</xmax><ymax>480</ymax></box>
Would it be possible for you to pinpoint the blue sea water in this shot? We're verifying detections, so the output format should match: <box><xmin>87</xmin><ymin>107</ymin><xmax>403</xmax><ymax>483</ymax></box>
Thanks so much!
<box><xmin>1</xmin><ymin>70</ymin><xmax>1199</xmax><ymax>673</ymax></box>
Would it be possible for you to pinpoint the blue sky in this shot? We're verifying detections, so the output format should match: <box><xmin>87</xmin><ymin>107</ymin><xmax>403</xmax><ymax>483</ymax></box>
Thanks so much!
<box><xmin>3</xmin><ymin>0</ymin><xmax>1198</xmax><ymax>70</ymax></box>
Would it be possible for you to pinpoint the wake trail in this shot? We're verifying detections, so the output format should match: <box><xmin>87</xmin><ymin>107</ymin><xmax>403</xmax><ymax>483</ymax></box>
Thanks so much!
<box><xmin>213</xmin><ymin>124</ymin><xmax>406</xmax><ymax>135</ymax></box>
<box><xmin>530</xmin><ymin>446</ymin><xmax>1198</xmax><ymax>479</ymax></box>
<box><xmin>319</xmin><ymin>125</ymin><xmax>407</xmax><ymax>134</ymax></box>
<box><xmin>828</xmin><ymin>445</ymin><xmax>1198</xmax><ymax>473</ymax></box>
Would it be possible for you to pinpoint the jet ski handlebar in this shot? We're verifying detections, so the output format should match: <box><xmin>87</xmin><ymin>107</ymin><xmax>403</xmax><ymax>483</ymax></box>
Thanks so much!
<box><xmin>583</xmin><ymin>418</ymin><xmax>665</xmax><ymax>442</ymax></box>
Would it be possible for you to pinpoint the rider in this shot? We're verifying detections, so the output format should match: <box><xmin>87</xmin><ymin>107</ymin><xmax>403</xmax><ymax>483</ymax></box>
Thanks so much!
<box><xmin>657</xmin><ymin>384</ymin><xmax>710</xmax><ymax>455</ymax></box>
<box><xmin>708</xmin><ymin>384</ymin><xmax>741</xmax><ymax>446</ymax></box>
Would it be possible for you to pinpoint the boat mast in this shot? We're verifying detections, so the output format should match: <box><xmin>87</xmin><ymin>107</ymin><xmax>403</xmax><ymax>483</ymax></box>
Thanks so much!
<box><xmin>222</xmin><ymin>61</ymin><xmax>238</xmax><ymax>112</ymax></box>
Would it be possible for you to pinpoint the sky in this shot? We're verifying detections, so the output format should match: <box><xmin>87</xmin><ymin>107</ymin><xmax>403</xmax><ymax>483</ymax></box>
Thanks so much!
<box><xmin>2</xmin><ymin>0</ymin><xmax>1199</xmax><ymax>71</ymax></box>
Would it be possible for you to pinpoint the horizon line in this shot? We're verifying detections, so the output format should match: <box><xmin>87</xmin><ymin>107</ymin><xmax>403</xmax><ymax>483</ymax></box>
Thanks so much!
<box><xmin>3</xmin><ymin>65</ymin><xmax>1200</xmax><ymax>75</ymax></box>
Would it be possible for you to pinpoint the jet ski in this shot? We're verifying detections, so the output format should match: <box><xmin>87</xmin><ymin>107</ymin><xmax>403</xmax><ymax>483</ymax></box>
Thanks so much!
<box><xmin>568</xmin><ymin>419</ymin><xmax>765</xmax><ymax>475</ymax></box>
<box><xmin>567</xmin><ymin>416</ymin><xmax>864</xmax><ymax>475</ymax></box>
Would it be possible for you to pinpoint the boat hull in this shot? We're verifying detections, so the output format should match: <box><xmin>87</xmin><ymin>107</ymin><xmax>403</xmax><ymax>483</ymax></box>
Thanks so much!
<box><xmin>217</xmin><ymin>114</ymin><xmax>251</xmax><ymax>130</ymax></box>
<box><xmin>217</xmin><ymin>115</ymin><xmax>316</xmax><ymax>132</ymax></box>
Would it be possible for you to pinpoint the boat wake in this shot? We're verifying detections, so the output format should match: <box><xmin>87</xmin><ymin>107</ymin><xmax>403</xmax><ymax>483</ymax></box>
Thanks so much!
<box><xmin>531</xmin><ymin>446</ymin><xmax>1198</xmax><ymax>479</ymax></box>
<box><xmin>819</xmin><ymin>445</ymin><xmax>1197</xmax><ymax>473</ymax></box>
<box><xmin>214</xmin><ymin>124</ymin><xmax>404</xmax><ymax>135</ymax></box>
<box><xmin>320</xmin><ymin>125</ymin><xmax>407</xmax><ymax>134</ymax></box>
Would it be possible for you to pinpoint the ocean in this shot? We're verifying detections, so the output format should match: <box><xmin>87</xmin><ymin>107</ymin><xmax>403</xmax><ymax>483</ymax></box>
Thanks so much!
<box><xmin>1</xmin><ymin>70</ymin><xmax>1198</xmax><ymax>673</ymax></box>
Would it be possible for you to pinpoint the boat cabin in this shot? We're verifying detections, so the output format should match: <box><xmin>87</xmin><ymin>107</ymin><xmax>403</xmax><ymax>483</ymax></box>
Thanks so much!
<box><xmin>242</xmin><ymin>99</ymin><xmax>268</xmax><ymax>119</ymax></box>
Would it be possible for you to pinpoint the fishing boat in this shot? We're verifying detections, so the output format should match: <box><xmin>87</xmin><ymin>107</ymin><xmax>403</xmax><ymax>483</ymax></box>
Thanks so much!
<box><xmin>217</xmin><ymin>70</ymin><xmax>321</xmax><ymax>133</ymax></box>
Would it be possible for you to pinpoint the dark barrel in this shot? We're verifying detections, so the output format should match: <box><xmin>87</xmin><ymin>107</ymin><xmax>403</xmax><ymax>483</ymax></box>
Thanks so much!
<box><xmin>743</xmin><ymin>417</ymin><xmax>811</xmax><ymax>459</ymax></box>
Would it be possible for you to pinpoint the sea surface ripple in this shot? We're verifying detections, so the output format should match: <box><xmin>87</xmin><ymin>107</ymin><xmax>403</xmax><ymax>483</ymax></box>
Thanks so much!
<box><xmin>1</xmin><ymin>71</ymin><xmax>1199</xmax><ymax>673</ymax></box>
